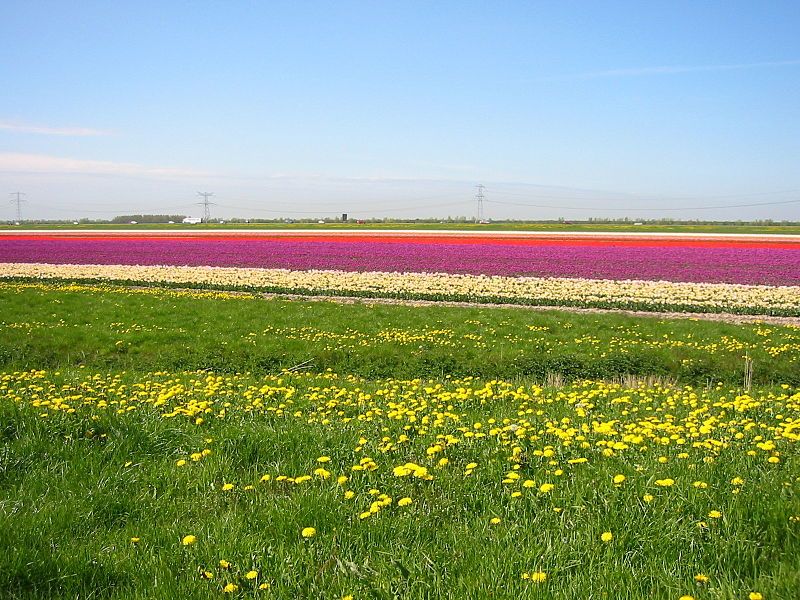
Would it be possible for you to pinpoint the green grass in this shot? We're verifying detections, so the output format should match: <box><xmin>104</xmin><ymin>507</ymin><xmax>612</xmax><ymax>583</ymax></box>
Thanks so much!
<box><xmin>1</xmin><ymin>281</ymin><xmax>798</xmax><ymax>385</ymax></box>
<box><xmin>1</xmin><ymin>281</ymin><xmax>799</xmax><ymax>599</ymax></box>
<box><xmin>3</xmin><ymin>221</ymin><xmax>800</xmax><ymax>234</ymax></box>
<box><xmin>1</xmin><ymin>369</ymin><xmax>798</xmax><ymax>599</ymax></box>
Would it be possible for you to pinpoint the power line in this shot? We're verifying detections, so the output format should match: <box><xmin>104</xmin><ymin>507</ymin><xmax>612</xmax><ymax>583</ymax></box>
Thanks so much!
<box><xmin>490</xmin><ymin>186</ymin><xmax>800</xmax><ymax>202</ymax></box>
<box><xmin>485</xmin><ymin>196</ymin><xmax>800</xmax><ymax>212</ymax></box>
<box><xmin>9</xmin><ymin>192</ymin><xmax>26</xmax><ymax>221</ymax></box>
<box><xmin>475</xmin><ymin>184</ymin><xmax>485</xmax><ymax>222</ymax></box>
<box><xmin>197</xmin><ymin>192</ymin><xmax>215</xmax><ymax>222</ymax></box>
<box><xmin>215</xmin><ymin>200</ymin><xmax>470</xmax><ymax>215</ymax></box>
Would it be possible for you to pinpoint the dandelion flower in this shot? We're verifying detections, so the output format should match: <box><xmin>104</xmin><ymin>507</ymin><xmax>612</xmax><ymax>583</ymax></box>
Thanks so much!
<box><xmin>613</xmin><ymin>474</ymin><xmax>626</xmax><ymax>484</ymax></box>
<box><xmin>181</xmin><ymin>535</ymin><xmax>197</xmax><ymax>546</ymax></box>
<box><xmin>643</xmin><ymin>494</ymin><xmax>654</xmax><ymax>503</ymax></box>
<box><xmin>694</xmin><ymin>574</ymin><xmax>709</xmax><ymax>583</ymax></box>
<box><xmin>529</xmin><ymin>571</ymin><xmax>547</xmax><ymax>583</ymax></box>
<box><xmin>539</xmin><ymin>483</ymin><xmax>554</xmax><ymax>493</ymax></box>
<box><xmin>655</xmin><ymin>478</ymin><xmax>675</xmax><ymax>487</ymax></box>
<box><xmin>708</xmin><ymin>510</ymin><xmax>721</xmax><ymax>519</ymax></box>
<box><xmin>259</xmin><ymin>583</ymin><xmax>271</xmax><ymax>590</ymax></box>
<box><xmin>397</xmin><ymin>497</ymin><xmax>413</xmax><ymax>507</ymax></box>
<box><xmin>678</xmin><ymin>596</ymin><xmax>695</xmax><ymax>600</ymax></box>
<box><xmin>601</xmin><ymin>531</ymin><xmax>613</xmax><ymax>543</ymax></box>
<box><xmin>223</xmin><ymin>582</ymin><xmax>238</xmax><ymax>593</ymax></box>
<box><xmin>490</xmin><ymin>517</ymin><xmax>501</xmax><ymax>525</ymax></box>
<box><xmin>130</xmin><ymin>537</ymin><xmax>140</xmax><ymax>544</ymax></box>
<box><xmin>221</xmin><ymin>483</ymin><xmax>234</xmax><ymax>491</ymax></box>
<box><xmin>317</xmin><ymin>456</ymin><xmax>331</xmax><ymax>463</ymax></box>
<box><xmin>219</xmin><ymin>560</ymin><xmax>231</xmax><ymax>569</ymax></box>
<box><xmin>749</xmin><ymin>593</ymin><xmax>763</xmax><ymax>600</ymax></box>
<box><xmin>301</xmin><ymin>527</ymin><xmax>317</xmax><ymax>538</ymax></box>
<box><xmin>245</xmin><ymin>570</ymin><xmax>258</xmax><ymax>580</ymax></box>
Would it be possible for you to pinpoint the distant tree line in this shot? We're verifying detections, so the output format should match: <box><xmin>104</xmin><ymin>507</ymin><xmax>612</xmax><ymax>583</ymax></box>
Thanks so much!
<box><xmin>110</xmin><ymin>215</ymin><xmax>186</xmax><ymax>224</ymax></box>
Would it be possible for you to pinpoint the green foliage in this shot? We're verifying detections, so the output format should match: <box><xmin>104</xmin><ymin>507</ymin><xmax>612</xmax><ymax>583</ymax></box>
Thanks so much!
<box><xmin>1</xmin><ymin>282</ymin><xmax>798</xmax><ymax>385</ymax></box>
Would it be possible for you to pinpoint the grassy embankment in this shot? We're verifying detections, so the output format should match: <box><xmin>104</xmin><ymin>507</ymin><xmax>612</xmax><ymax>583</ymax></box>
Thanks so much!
<box><xmin>1</xmin><ymin>281</ymin><xmax>799</xmax><ymax>599</ymax></box>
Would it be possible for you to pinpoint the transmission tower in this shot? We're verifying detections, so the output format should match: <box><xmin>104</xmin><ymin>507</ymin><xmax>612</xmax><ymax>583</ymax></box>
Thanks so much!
<box><xmin>475</xmin><ymin>184</ymin><xmax>485</xmax><ymax>222</ymax></box>
<box><xmin>197</xmin><ymin>191</ymin><xmax>215</xmax><ymax>222</ymax></box>
<box><xmin>9</xmin><ymin>192</ymin><xmax>26</xmax><ymax>222</ymax></box>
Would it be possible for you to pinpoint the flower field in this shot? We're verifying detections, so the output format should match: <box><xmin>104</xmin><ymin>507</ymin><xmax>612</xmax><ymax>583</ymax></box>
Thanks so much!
<box><xmin>1</xmin><ymin>230</ymin><xmax>800</xmax><ymax>599</ymax></box>
<box><xmin>2</xmin><ymin>366</ymin><xmax>799</xmax><ymax>599</ymax></box>
<box><xmin>2</xmin><ymin>231</ymin><xmax>800</xmax><ymax>285</ymax></box>
<box><xmin>1</xmin><ymin>230</ymin><xmax>800</xmax><ymax>315</ymax></box>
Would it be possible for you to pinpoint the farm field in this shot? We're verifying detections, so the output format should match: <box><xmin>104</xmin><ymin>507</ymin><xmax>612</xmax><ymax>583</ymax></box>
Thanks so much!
<box><xmin>1</xmin><ymin>230</ymin><xmax>799</xmax><ymax>599</ymax></box>
<box><xmin>2</xmin><ymin>230</ymin><xmax>800</xmax><ymax>315</ymax></box>
<box><xmin>4</xmin><ymin>222</ymin><xmax>800</xmax><ymax>235</ymax></box>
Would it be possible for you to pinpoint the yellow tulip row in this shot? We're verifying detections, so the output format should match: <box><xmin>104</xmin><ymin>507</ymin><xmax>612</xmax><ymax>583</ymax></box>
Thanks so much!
<box><xmin>1</xmin><ymin>261</ymin><xmax>798</xmax><ymax>314</ymax></box>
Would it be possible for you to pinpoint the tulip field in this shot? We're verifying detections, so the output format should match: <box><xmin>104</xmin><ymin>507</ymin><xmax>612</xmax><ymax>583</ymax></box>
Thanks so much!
<box><xmin>1</xmin><ymin>229</ymin><xmax>799</xmax><ymax>599</ymax></box>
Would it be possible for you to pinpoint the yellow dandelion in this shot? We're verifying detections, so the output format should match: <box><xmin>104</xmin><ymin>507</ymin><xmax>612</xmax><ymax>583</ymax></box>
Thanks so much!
<box><xmin>490</xmin><ymin>517</ymin><xmax>501</xmax><ymax>525</ymax></box>
<box><xmin>613</xmin><ymin>474</ymin><xmax>626</xmax><ymax>484</ymax></box>
<box><xmin>221</xmin><ymin>483</ymin><xmax>234</xmax><ymax>491</ymax></box>
<box><xmin>529</xmin><ymin>571</ymin><xmax>547</xmax><ymax>583</ymax></box>
<box><xmin>301</xmin><ymin>527</ymin><xmax>316</xmax><ymax>538</ymax></box>
<box><xmin>749</xmin><ymin>594</ymin><xmax>764</xmax><ymax>600</ymax></box>
<box><xmin>397</xmin><ymin>497</ymin><xmax>413</xmax><ymax>507</ymax></box>
<box><xmin>601</xmin><ymin>531</ymin><xmax>613</xmax><ymax>543</ymax></box>
<box><xmin>317</xmin><ymin>456</ymin><xmax>331</xmax><ymax>463</ymax></box>
<box><xmin>219</xmin><ymin>560</ymin><xmax>231</xmax><ymax>569</ymax></box>
<box><xmin>694</xmin><ymin>574</ymin><xmax>709</xmax><ymax>583</ymax></box>
<box><xmin>181</xmin><ymin>535</ymin><xmax>197</xmax><ymax>546</ymax></box>
<box><xmin>223</xmin><ymin>582</ymin><xmax>238</xmax><ymax>593</ymax></box>
<box><xmin>708</xmin><ymin>510</ymin><xmax>722</xmax><ymax>519</ymax></box>
<box><xmin>245</xmin><ymin>570</ymin><xmax>258</xmax><ymax>580</ymax></box>
<box><xmin>259</xmin><ymin>583</ymin><xmax>271</xmax><ymax>590</ymax></box>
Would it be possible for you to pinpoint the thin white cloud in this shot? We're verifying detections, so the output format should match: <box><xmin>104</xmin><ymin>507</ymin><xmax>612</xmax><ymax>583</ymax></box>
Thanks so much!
<box><xmin>0</xmin><ymin>152</ymin><xmax>209</xmax><ymax>179</ymax></box>
<box><xmin>0</xmin><ymin>120</ymin><xmax>110</xmax><ymax>137</ymax></box>
<box><xmin>551</xmin><ymin>59</ymin><xmax>800</xmax><ymax>80</ymax></box>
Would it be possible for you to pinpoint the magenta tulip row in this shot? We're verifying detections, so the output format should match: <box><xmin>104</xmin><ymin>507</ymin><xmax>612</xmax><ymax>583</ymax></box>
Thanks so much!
<box><xmin>1</xmin><ymin>237</ymin><xmax>799</xmax><ymax>285</ymax></box>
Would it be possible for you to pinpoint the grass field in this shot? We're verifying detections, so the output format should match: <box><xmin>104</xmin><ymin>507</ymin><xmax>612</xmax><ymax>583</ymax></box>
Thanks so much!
<box><xmin>3</xmin><ymin>222</ymin><xmax>800</xmax><ymax>235</ymax></box>
<box><xmin>1</xmin><ymin>281</ymin><xmax>799</xmax><ymax>599</ymax></box>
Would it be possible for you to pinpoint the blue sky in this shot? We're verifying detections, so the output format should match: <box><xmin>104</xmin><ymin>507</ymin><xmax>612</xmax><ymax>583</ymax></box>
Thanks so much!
<box><xmin>1</xmin><ymin>1</ymin><xmax>799</xmax><ymax>221</ymax></box>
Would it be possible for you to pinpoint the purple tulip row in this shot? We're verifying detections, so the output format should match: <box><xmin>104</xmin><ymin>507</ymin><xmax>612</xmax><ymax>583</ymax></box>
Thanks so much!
<box><xmin>1</xmin><ymin>237</ymin><xmax>799</xmax><ymax>285</ymax></box>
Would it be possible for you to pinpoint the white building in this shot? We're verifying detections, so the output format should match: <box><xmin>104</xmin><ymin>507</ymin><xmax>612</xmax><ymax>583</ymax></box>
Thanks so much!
<box><xmin>182</xmin><ymin>217</ymin><xmax>202</xmax><ymax>224</ymax></box>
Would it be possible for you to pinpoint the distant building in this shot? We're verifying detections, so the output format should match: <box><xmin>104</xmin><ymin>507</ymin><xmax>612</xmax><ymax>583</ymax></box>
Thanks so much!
<box><xmin>183</xmin><ymin>217</ymin><xmax>202</xmax><ymax>224</ymax></box>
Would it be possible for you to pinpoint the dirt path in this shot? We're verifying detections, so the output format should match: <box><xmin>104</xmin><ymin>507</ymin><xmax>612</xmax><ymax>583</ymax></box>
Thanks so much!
<box><xmin>245</xmin><ymin>290</ymin><xmax>800</xmax><ymax>326</ymax></box>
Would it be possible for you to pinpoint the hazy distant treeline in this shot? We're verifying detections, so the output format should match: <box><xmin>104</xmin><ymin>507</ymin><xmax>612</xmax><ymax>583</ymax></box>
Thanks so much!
<box><xmin>110</xmin><ymin>215</ymin><xmax>186</xmax><ymax>224</ymax></box>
